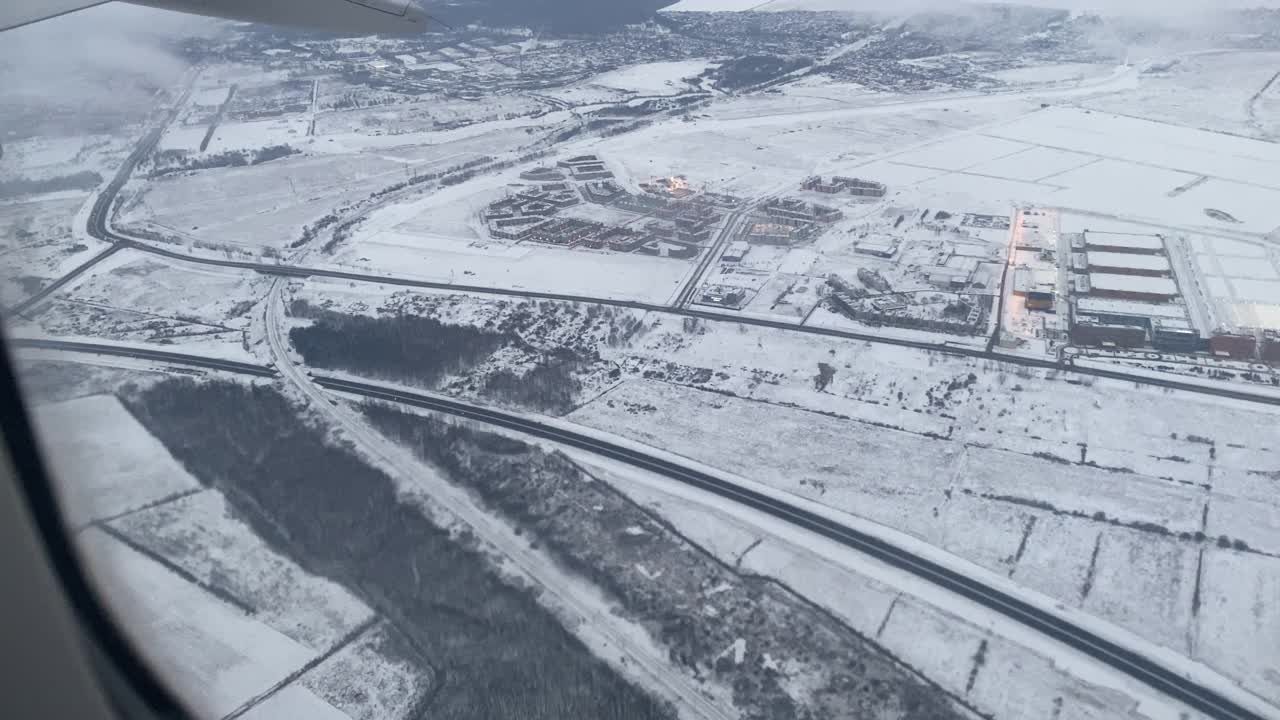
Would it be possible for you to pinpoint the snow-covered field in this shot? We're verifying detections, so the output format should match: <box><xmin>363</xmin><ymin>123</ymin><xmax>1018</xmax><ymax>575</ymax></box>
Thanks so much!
<box><xmin>334</xmin><ymin>173</ymin><xmax>696</xmax><ymax>303</ymax></box>
<box><xmin>1082</xmin><ymin>51</ymin><xmax>1280</xmax><ymax>139</ymax></box>
<box><xmin>844</xmin><ymin>106</ymin><xmax>1280</xmax><ymax>236</ymax></box>
<box><xmin>80</xmin><ymin>526</ymin><xmax>322</xmax><ymax>719</ymax></box>
<box><xmin>119</xmin><ymin>153</ymin><xmax>406</xmax><ymax>250</ymax></box>
<box><xmin>558</xmin><ymin>308</ymin><xmax>1280</xmax><ymax>702</ymax></box>
<box><xmin>0</xmin><ymin>193</ymin><xmax>107</xmax><ymax>306</ymax></box>
<box><xmin>593</xmin><ymin>458</ymin><xmax>1208</xmax><ymax>720</ymax></box>
<box><xmin>572</xmin><ymin>95</ymin><xmax>1038</xmax><ymax>195</ymax></box>
<box><xmin>587</xmin><ymin>60</ymin><xmax>715</xmax><ymax>94</ymax></box>
<box><xmin>30</xmin><ymin>250</ymin><xmax>264</xmax><ymax>360</ymax></box>
<box><xmin>33</xmin><ymin>394</ymin><xmax>201</xmax><ymax>528</ymax></box>
<box><xmin>39</xmin><ymin>392</ymin><xmax>435</xmax><ymax>720</ymax></box>
<box><xmin>110</xmin><ymin>489</ymin><xmax>375</xmax><ymax>652</ymax></box>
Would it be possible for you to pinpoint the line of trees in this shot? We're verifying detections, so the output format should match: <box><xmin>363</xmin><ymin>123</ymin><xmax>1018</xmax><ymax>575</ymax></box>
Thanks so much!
<box><xmin>121</xmin><ymin>379</ymin><xmax>677</xmax><ymax>720</ymax></box>
<box><xmin>288</xmin><ymin>307</ymin><xmax>513</xmax><ymax>387</ymax></box>
<box><xmin>0</xmin><ymin>171</ymin><xmax>102</xmax><ymax>200</ymax></box>
<box><xmin>148</xmin><ymin>144</ymin><xmax>300</xmax><ymax>178</ymax></box>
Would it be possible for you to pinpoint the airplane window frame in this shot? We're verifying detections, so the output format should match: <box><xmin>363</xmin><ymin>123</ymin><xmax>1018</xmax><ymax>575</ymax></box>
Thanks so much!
<box><xmin>0</xmin><ymin>330</ymin><xmax>191</xmax><ymax>720</ymax></box>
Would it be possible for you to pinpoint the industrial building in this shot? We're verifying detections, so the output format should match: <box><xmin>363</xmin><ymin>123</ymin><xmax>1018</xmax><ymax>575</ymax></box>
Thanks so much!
<box><xmin>1071</xmin><ymin>316</ymin><xmax>1147</xmax><ymax>348</ymax></box>
<box><xmin>1263</xmin><ymin>331</ymin><xmax>1280</xmax><ymax>364</ymax></box>
<box><xmin>926</xmin><ymin>256</ymin><xmax>980</xmax><ymax>289</ymax></box>
<box><xmin>1083</xmin><ymin>232</ymin><xmax>1165</xmax><ymax>255</ymax></box>
<box><xmin>1085</xmin><ymin>251</ymin><xmax>1171</xmax><ymax>277</ymax></box>
<box><xmin>1210</xmin><ymin>332</ymin><xmax>1258</xmax><ymax>360</ymax></box>
<box><xmin>854</xmin><ymin>238</ymin><xmax>898</xmax><ymax>258</ymax></box>
<box><xmin>1074</xmin><ymin>297</ymin><xmax>1188</xmax><ymax>328</ymax></box>
<box><xmin>1087</xmin><ymin>273</ymin><xmax>1179</xmax><ymax>302</ymax></box>
<box><xmin>1013</xmin><ymin>267</ymin><xmax>1058</xmax><ymax>311</ymax></box>
<box><xmin>722</xmin><ymin>241</ymin><xmax>750</xmax><ymax>263</ymax></box>
<box><xmin>1151</xmin><ymin>319</ymin><xmax>1205</xmax><ymax>353</ymax></box>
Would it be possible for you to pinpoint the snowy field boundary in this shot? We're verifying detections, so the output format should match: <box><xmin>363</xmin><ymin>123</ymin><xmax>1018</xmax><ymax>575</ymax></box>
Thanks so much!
<box><xmin>324</xmin><ymin>371</ymin><xmax>1280</xmax><ymax>720</ymax></box>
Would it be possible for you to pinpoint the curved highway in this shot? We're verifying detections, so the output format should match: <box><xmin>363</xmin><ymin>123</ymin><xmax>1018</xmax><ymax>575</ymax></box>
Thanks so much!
<box><xmin>313</xmin><ymin>373</ymin><xmax>1271</xmax><ymax>720</ymax></box>
<box><xmin>11</xmin><ymin>334</ymin><xmax>1272</xmax><ymax>720</ymax></box>
<box><xmin>8</xmin><ymin>338</ymin><xmax>278</xmax><ymax>377</ymax></box>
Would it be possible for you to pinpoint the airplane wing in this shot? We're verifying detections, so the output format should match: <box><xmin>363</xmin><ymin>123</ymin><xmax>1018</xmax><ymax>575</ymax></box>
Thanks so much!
<box><xmin>2</xmin><ymin>0</ymin><xmax>434</xmax><ymax>34</ymax></box>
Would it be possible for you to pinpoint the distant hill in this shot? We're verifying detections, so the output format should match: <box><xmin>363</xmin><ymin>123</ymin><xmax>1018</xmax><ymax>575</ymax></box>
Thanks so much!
<box><xmin>439</xmin><ymin>0</ymin><xmax>678</xmax><ymax>32</ymax></box>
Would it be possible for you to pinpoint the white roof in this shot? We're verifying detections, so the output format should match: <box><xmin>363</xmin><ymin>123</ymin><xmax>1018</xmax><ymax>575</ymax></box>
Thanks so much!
<box><xmin>1013</xmin><ymin>267</ymin><xmax>1056</xmax><ymax>292</ymax></box>
<box><xmin>856</xmin><ymin>239</ymin><xmax>897</xmax><ymax>252</ymax></box>
<box><xmin>1086</xmin><ymin>252</ymin><xmax>1170</xmax><ymax>272</ymax></box>
<box><xmin>1084</xmin><ymin>232</ymin><xmax>1164</xmax><ymax>252</ymax></box>
<box><xmin>1230</xmin><ymin>302</ymin><xmax>1280</xmax><ymax>331</ymax></box>
<box><xmin>1153</xmin><ymin>318</ymin><xmax>1195</xmax><ymax>332</ymax></box>
<box><xmin>1089</xmin><ymin>273</ymin><xmax>1178</xmax><ymax>296</ymax></box>
<box><xmin>1076</xmin><ymin>297</ymin><xmax>1187</xmax><ymax>320</ymax></box>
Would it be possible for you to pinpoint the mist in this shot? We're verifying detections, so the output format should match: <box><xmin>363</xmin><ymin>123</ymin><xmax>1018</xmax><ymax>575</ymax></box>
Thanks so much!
<box><xmin>0</xmin><ymin>3</ymin><xmax>223</xmax><ymax>135</ymax></box>
<box><xmin>668</xmin><ymin>0</ymin><xmax>1280</xmax><ymax>16</ymax></box>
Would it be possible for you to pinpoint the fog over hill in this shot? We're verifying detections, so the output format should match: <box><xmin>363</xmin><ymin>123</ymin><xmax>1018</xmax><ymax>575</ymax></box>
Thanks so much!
<box><xmin>437</xmin><ymin>0</ymin><xmax>679</xmax><ymax>31</ymax></box>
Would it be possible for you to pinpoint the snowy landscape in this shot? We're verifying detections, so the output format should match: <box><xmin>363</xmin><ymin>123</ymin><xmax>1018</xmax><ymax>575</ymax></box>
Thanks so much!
<box><xmin>3</xmin><ymin>1</ymin><xmax>1280</xmax><ymax>720</ymax></box>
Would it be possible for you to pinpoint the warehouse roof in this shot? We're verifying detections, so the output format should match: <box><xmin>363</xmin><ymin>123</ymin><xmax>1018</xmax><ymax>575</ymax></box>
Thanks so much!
<box><xmin>1076</xmin><ymin>297</ymin><xmax>1187</xmax><ymax>320</ymax></box>
<box><xmin>1088</xmin><ymin>273</ymin><xmax>1178</xmax><ymax>296</ymax></box>
<box><xmin>1086</xmin><ymin>252</ymin><xmax>1171</xmax><ymax>272</ymax></box>
<box><xmin>1083</xmin><ymin>232</ymin><xmax>1165</xmax><ymax>252</ymax></box>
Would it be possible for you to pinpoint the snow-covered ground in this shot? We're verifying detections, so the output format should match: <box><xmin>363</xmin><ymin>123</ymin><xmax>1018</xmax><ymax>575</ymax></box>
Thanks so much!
<box><xmin>333</xmin><ymin>170</ymin><xmax>698</xmax><ymax>304</ymax></box>
<box><xmin>110</xmin><ymin>489</ymin><xmax>375</xmax><ymax>652</ymax></box>
<box><xmin>26</xmin><ymin>250</ymin><xmax>266</xmax><ymax>361</ymax></box>
<box><xmin>847</xmin><ymin>106</ymin><xmax>1280</xmax><ymax>236</ymax></box>
<box><xmin>579</xmin><ymin>456</ymin><xmax>1212</xmax><ymax>720</ymax></box>
<box><xmin>33</xmin><ymin>394</ymin><xmax>202</xmax><ymax>528</ymax></box>
<box><xmin>80</xmin><ymin>527</ymin><xmax>323</xmax><ymax>719</ymax></box>
<box><xmin>37</xmin><ymin>393</ymin><xmax>438</xmax><ymax>720</ymax></box>
<box><xmin>1082</xmin><ymin>51</ymin><xmax>1280</xmax><ymax>139</ymax></box>
<box><xmin>555</xmin><ymin>308</ymin><xmax>1280</xmax><ymax>705</ymax></box>
<box><xmin>587</xmin><ymin>60</ymin><xmax>716</xmax><ymax>94</ymax></box>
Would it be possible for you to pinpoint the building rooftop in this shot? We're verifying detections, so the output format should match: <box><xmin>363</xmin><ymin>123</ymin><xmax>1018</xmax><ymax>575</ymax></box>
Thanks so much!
<box><xmin>1086</xmin><ymin>252</ymin><xmax>1171</xmax><ymax>272</ymax></box>
<box><xmin>1075</xmin><ymin>296</ymin><xmax>1188</xmax><ymax>320</ymax></box>
<box><xmin>854</xmin><ymin>239</ymin><xmax>898</xmax><ymax>254</ymax></box>
<box><xmin>1153</xmin><ymin>318</ymin><xmax>1196</xmax><ymax>332</ymax></box>
<box><xmin>1084</xmin><ymin>232</ymin><xmax>1165</xmax><ymax>252</ymax></box>
<box><xmin>1088</xmin><ymin>273</ymin><xmax>1178</xmax><ymax>295</ymax></box>
<box><xmin>1013</xmin><ymin>267</ymin><xmax>1057</xmax><ymax>293</ymax></box>
<box><xmin>1229</xmin><ymin>302</ymin><xmax>1280</xmax><ymax>331</ymax></box>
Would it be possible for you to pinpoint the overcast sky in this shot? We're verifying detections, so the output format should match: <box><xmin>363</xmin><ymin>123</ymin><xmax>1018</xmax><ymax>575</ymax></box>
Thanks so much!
<box><xmin>667</xmin><ymin>0</ymin><xmax>1280</xmax><ymax>13</ymax></box>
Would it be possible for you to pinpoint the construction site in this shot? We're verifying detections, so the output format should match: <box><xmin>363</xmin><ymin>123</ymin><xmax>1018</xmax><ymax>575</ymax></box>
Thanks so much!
<box><xmin>482</xmin><ymin>153</ymin><xmax>726</xmax><ymax>260</ymax></box>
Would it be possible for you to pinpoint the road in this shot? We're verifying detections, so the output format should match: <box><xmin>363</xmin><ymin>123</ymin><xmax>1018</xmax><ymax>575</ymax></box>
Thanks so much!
<box><xmin>261</xmin><ymin>280</ymin><xmax>734</xmax><ymax>720</ymax></box>
<box><xmin>7</xmin><ymin>338</ymin><xmax>277</xmax><ymax>377</ymax></box>
<box><xmin>8</xmin><ymin>60</ymin><xmax>1277</xmax><ymax>409</ymax></box>
<box><xmin>15</xmin><ymin>333</ymin><xmax>1274</xmax><ymax>717</ymax></box>
<box><xmin>18</xmin><ymin>333</ymin><xmax>1276</xmax><ymax>720</ymax></box>
<box><xmin>19</xmin><ymin>231</ymin><xmax>1280</xmax><ymax>408</ymax></box>
<box><xmin>672</xmin><ymin>208</ymin><xmax>747</xmax><ymax>308</ymax></box>
<box><xmin>6</xmin><ymin>244</ymin><xmax>127</xmax><ymax>317</ymax></box>
<box><xmin>5</xmin><ymin>69</ymin><xmax>199</xmax><ymax>318</ymax></box>
<box><xmin>310</xmin><ymin>374</ymin><xmax>1268</xmax><ymax>720</ymax></box>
